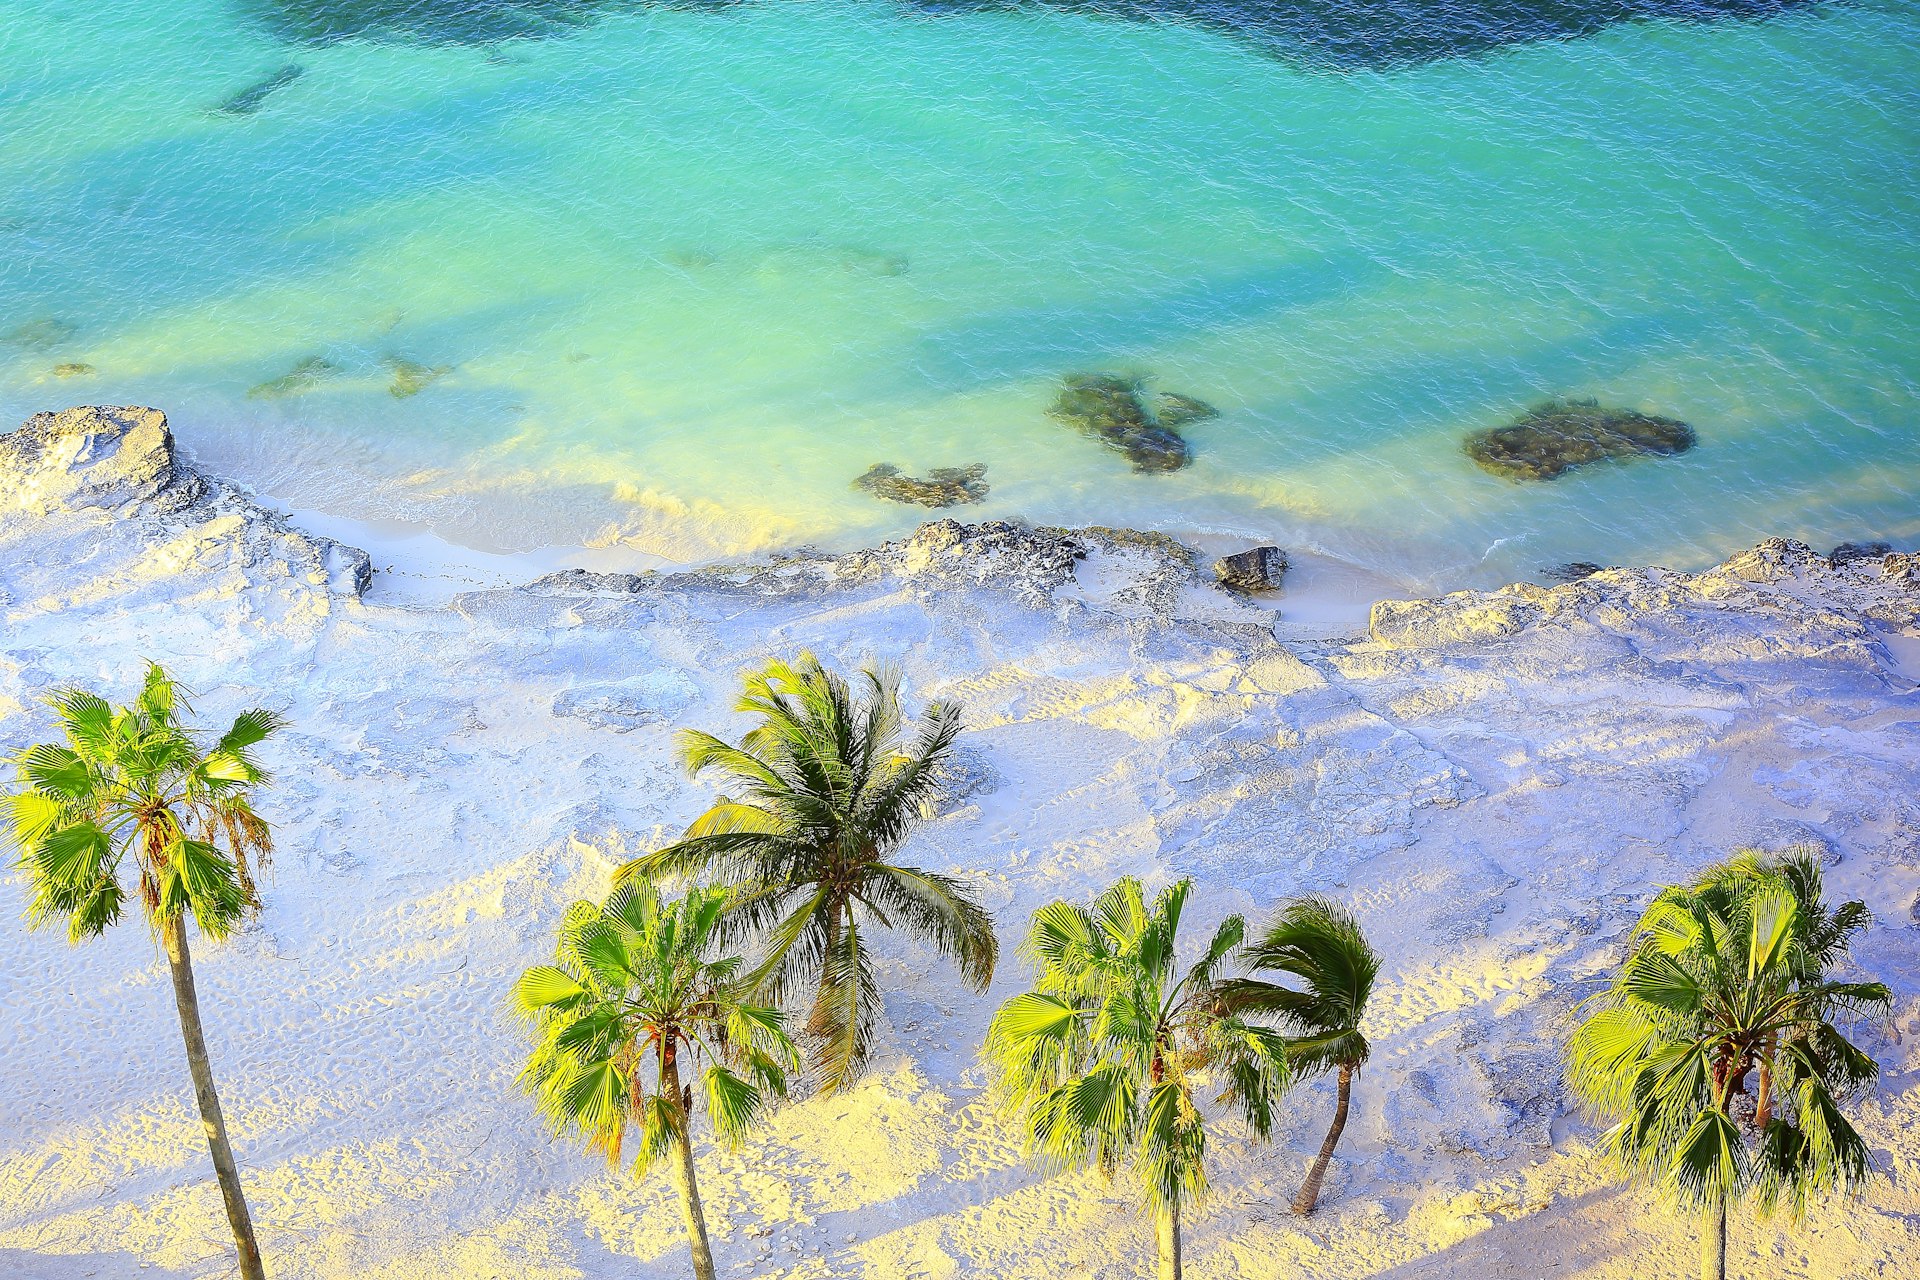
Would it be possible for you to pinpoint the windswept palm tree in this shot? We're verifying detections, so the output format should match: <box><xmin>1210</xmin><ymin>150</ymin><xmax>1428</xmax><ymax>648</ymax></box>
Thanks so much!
<box><xmin>623</xmin><ymin>653</ymin><xmax>997</xmax><ymax>1095</ymax></box>
<box><xmin>982</xmin><ymin>877</ymin><xmax>1293</xmax><ymax>1280</ymax></box>
<box><xmin>5</xmin><ymin>664</ymin><xmax>283</xmax><ymax>1280</ymax></box>
<box><xmin>1566</xmin><ymin>849</ymin><xmax>1889</xmax><ymax>1280</ymax></box>
<box><xmin>515</xmin><ymin>881</ymin><xmax>797</xmax><ymax>1280</ymax></box>
<box><xmin>1223</xmin><ymin>895</ymin><xmax>1378</xmax><ymax>1215</ymax></box>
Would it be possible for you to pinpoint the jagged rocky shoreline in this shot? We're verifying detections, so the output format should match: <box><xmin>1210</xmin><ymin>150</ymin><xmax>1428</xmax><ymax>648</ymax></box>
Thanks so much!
<box><xmin>1</xmin><ymin>406</ymin><xmax>1916</xmax><ymax>1280</ymax></box>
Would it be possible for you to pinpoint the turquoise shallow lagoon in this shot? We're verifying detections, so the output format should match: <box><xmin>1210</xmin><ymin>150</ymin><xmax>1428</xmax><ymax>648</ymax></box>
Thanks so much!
<box><xmin>2</xmin><ymin>0</ymin><xmax>1916</xmax><ymax>584</ymax></box>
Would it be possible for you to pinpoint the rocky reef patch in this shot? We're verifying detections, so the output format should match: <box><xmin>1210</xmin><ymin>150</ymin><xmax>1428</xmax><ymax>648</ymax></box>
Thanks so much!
<box><xmin>1047</xmin><ymin>373</ymin><xmax>1215</xmax><ymax>473</ymax></box>
<box><xmin>248</xmin><ymin>355</ymin><xmax>341</xmax><ymax>400</ymax></box>
<box><xmin>854</xmin><ymin>462</ymin><xmax>989</xmax><ymax>508</ymax></box>
<box><xmin>1464</xmin><ymin>398</ymin><xmax>1696</xmax><ymax>481</ymax></box>
<box><xmin>3</xmin><ymin>318</ymin><xmax>77</xmax><ymax>351</ymax></box>
<box><xmin>385</xmin><ymin>356</ymin><xmax>453</xmax><ymax>399</ymax></box>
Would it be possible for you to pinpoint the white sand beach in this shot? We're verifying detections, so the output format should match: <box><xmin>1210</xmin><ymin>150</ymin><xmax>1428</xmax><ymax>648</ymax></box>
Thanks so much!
<box><xmin>1</xmin><ymin>406</ymin><xmax>1914</xmax><ymax>1280</ymax></box>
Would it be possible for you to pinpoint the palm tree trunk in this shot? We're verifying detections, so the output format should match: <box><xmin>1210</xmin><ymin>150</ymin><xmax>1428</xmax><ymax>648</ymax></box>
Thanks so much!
<box><xmin>1292</xmin><ymin>1062</ymin><xmax>1354</xmax><ymax>1216</ymax></box>
<box><xmin>1701</xmin><ymin>1193</ymin><xmax>1727</xmax><ymax>1280</ymax></box>
<box><xmin>661</xmin><ymin>1055</ymin><xmax>717</xmax><ymax>1280</ymax></box>
<box><xmin>1156</xmin><ymin>1201</ymin><xmax>1182</xmax><ymax>1280</ymax></box>
<box><xmin>162</xmin><ymin>913</ymin><xmax>267</xmax><ymax>1280</ymax></box>
<box><xmin>1754</xmin><ymin>1056</ymin><xmax>1774</xmax><ymax>1130</ymax></box>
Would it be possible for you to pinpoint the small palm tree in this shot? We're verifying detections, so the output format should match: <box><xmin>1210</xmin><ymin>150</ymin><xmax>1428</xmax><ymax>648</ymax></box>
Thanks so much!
<box><xmin>982</xmin><ymin>877</ymin><xmax>1292</xmax><ymax>1280</ymax></box>
<box><xmin>515</xmin><ymin>880</ymin><xmax>797</xmax><ymax>1280</ymax></box>
<box><xmin>624</xmin><ymin>653</ymin><xmax>997</xmax><ymax>1095</ymax></box>
<box><xmin>5</xmin><ymin>664</ymin><xmax>282</xmax><ymax>1280</ymax></box>
<box><xmin>1566</xmin><ymin>850</ymin><xmax>1889</xmax><ymax>1280</ymax></box>
<box><xmin>1223</xmin><ymin>895</ymin><xmax>1378</xmax><ymax>1215</ymax></box>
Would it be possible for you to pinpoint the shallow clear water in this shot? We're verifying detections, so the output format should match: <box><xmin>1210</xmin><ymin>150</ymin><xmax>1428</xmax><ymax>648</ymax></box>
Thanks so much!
<box><xmin>2</xmin><ymin>0</ymin><xmax>1916</xmax><ymax>586</ymax></box>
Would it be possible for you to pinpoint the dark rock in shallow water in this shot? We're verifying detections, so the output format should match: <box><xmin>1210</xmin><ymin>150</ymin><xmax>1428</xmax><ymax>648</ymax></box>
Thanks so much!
<box><xmin>1213</xmin><ymin>545</ymin><xmax>1287</xmax><ymax>593</ymax></box>
<box><xmin>1465</xmin><ymin>398</ymin><xmax>1695</xmax><ymax>481</ymax></box>
<box><xmin>1830</xmin><ymin>540</ymin><xmax>1894</xmax><ymax>565</ymax></box>
<box><xmin>385</xmin><ymin>356</ymin><xmax>452</xmax><ymax>399</ymax></box>
<box><xmin>1155</xmin><ymin>392</ymin><xmax>1219</xmax><ymax>429</ymax></box>
<box><xmin>4</xmin><ymin>317</ymin><xmax>76</xmax><ymax>350</ymax></box>
<box><xmin>1048</xmin><ymin>373</ymin><xmax>1203</xmax><ymax>473</ymax></box>
<box><xmin>214</xmin><ymin>64</ymin><xmax>305</xmax><ymax>116</ymax></box>
<box><xmin>1543</xmin><ymin>561</ymin><xmax>1604</xmax><ymax>583</ymax></box>
<box><xmin>248</xmin><ymin>355</ymin><xmax>339</xmax><ymax>400</ymax></box>
<box><xmin>52</xmin><ymin>362</ymin><xmax>95</xmax><ymax>378</ymax></box>
<box><xmin>855</xmin><ymin>462</ymin><xmax>989</xmax><ymax>508</ymax></box>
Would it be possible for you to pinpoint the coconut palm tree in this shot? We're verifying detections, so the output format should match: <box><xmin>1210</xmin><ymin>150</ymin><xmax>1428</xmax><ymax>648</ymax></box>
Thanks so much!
<box><xmin>515</xmin><ymin>880</ymin><xmax>797</xmax><ymax>1280</ymax></box>
<box><xmin>982</xmin><ymin>877</ymin><xmax>1293</xmax><ymax>1280</ymax></box>
<box><xmin>623</xmin><ymin>653</ymin><xmax>997</xmax><ymax>1095</ymax></box>
<box><xmin>5</xmin><ymin>664</ymin><xmax>282</xmax><ymax>1280</ymax></box>
<box><xmin>1565</xmin><ymin>850</ymin><xmax>1889</xmax><ymax>1280</ymax></box>
<box><xmin>1222</xmin><ymin>895</ymin><xmax>1378</xmax><ymax>1215</ymax></box>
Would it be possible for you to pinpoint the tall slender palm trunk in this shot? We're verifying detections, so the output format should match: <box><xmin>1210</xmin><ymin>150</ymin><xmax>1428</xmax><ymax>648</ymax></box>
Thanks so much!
<box><xmin>1293</xmin><ymin>1062</ymin><xmax>1354</xmax><ymax>1216</ymax></box>
<box><xmin>1701</xmin><ymin>1194</ymin><xmax>1727</xmax><ymax>1280</ymax></box>
<box><xmin>661</xmin><ymin>1055</ymin><xmax>717</xmax><ymax>1280</ymax></box>
<box><xmin>162</xmin><ymin>913</ymin><xmax>267</xmax><ymax>1280</ymax></box>
<box><xmin>1156</xmin><ymin>1201</ymin><xmax>1182</xmax><ymax>1280</ymax></box>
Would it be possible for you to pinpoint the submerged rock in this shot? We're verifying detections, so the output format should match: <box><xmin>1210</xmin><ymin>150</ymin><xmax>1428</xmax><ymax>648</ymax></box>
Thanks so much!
<box><xmin>1048</xmin><ymin>373</ymin><xmax>1205</xmax><ymax>473</ymax></box>
<box><xmin>1543</xmin><ymin>561</ymin><xmax>1604</xmax><ymax>583</ymax></box>
<box><xmin>854</xmin><ymin>462</ymin><xmax>989</xmax><ymax>508</ymax></box>
<box><xmin>248</xmin><ymin>355</ymin><xmax>339</xmax><ymax>399</ymax></box>
<box><xmin>1213</xmin><ymin>545</ymin><xmax>1287</xmax><ymax>594</ymax></box>
<box><xmin>1465</xmin><ymin>398</ymin><xmax>1696</xmax><ymax>481</ymax></box>
<box><xmin>213</xmin><ymin>63</ymin><xmax>305</xmax><ymax>116</ymax></box>
<box><xmin>4</xmin><ymin>317</ymin><xmax>76</xmax><ymax>350</ymax></box>
<box><xmin>1156</xmin><ymin>393</ymin><xmax>1220</xmax><ymax>429</ymax></box>
<box><xmin>385</xmin><ymin>356</ymin><xmax>452</xmax><ymax>399</ymax></box>
<box><xmin>52</xmin><ymin>362</ymin><xmax>96</xmax><ymax>378</ymax></box>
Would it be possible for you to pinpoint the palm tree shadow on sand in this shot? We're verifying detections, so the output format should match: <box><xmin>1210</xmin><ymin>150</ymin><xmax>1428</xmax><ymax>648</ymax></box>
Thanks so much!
<box><xmin>0</xmin><ymin>1247</ymin><xmax>195</xmax><ymax>1279</ymax></box>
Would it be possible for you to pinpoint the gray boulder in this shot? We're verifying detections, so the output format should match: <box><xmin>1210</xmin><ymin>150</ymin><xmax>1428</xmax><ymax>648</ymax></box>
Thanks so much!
<box><xmin>1213</xmin><ymin>545</ymin><xmax>1287</xmax><ymax>593</ymax></box>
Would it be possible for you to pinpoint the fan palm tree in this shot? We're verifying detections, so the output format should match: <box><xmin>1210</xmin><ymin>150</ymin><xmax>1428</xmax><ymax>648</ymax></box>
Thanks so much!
<box><xmin>1566</xmin><ymin>850</ymin><xmax>1889</xmax><ymax>1280</ymax></box>
<box><xmin>982</xmin><ymin>877</ymin><xmax>1293</xmax><ymax>1280</ymax></box>
<box><xmin>622</xmin><ymin>653</ymin><xmax>997</xmax><ymax>1095</ymax></box>
<box><xmin>1223</xmin><ymin>895</ymin><xmax>1378</xmax><ymax>1215</ymax></box>
<box><xmin>515</xmin><ymin>880</ymin><xmax>798</xmax><ymax>1280</ymax></box>
<box><xmin>5</xmin><ymin>663</ymin><xmax>283</xmax><ymax>1280</ymax></box>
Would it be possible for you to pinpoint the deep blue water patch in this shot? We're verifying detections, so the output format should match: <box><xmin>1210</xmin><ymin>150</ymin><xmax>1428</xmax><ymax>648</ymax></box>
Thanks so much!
<box><xmin>233</xmin><ymin>0</ymin><xmax>741</xmax><ymax>46</ymax></box>
<box><xmin>906</xmin><ymin>0</ymin><xmax>1824</xmax><ymax>68</ymax></box>
<box><xmin>237</xmin><ymin>0</ymin><xmax>1822</xmax><ymax>65</ymax></box>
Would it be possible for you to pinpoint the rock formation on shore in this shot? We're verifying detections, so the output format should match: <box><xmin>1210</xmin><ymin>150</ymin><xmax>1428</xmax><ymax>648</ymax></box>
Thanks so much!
<box><xmin>1</xmin><ymin>404</ymin><xmax>1915</xmax><ymax>1280</ymax></box>
<box><xmin>0</xmin><ymin>405</ymin><xmax>371</xmax><ymax>613</ymax></box>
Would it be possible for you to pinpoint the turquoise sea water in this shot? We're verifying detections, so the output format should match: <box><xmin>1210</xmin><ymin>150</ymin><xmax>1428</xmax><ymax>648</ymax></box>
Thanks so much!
<box><xmin>2</xmin><ymin>0</ymin><xmax>1916</xmax><ymax>584</ymax></box>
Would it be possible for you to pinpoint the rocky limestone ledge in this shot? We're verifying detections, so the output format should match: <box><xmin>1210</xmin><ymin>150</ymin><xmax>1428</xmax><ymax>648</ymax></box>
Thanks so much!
<box><xmin>0</xmin><ymin>405</ymin><xmax>205</xmax><ymax>518</ymax></box>
<box><xmin>529</xmin><ymin>518</ymin><xmax>1098</xmax><ymax>609</ymax></box>
<box><xmin>1369</xmin><ymin>538</ymin><xmax>1919</xmax><ymax>650</ymax></box>
<box><xmin>0</xmin><ymin>405</ymin><xmax>372</xmax><ymax>600</ymax></box>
